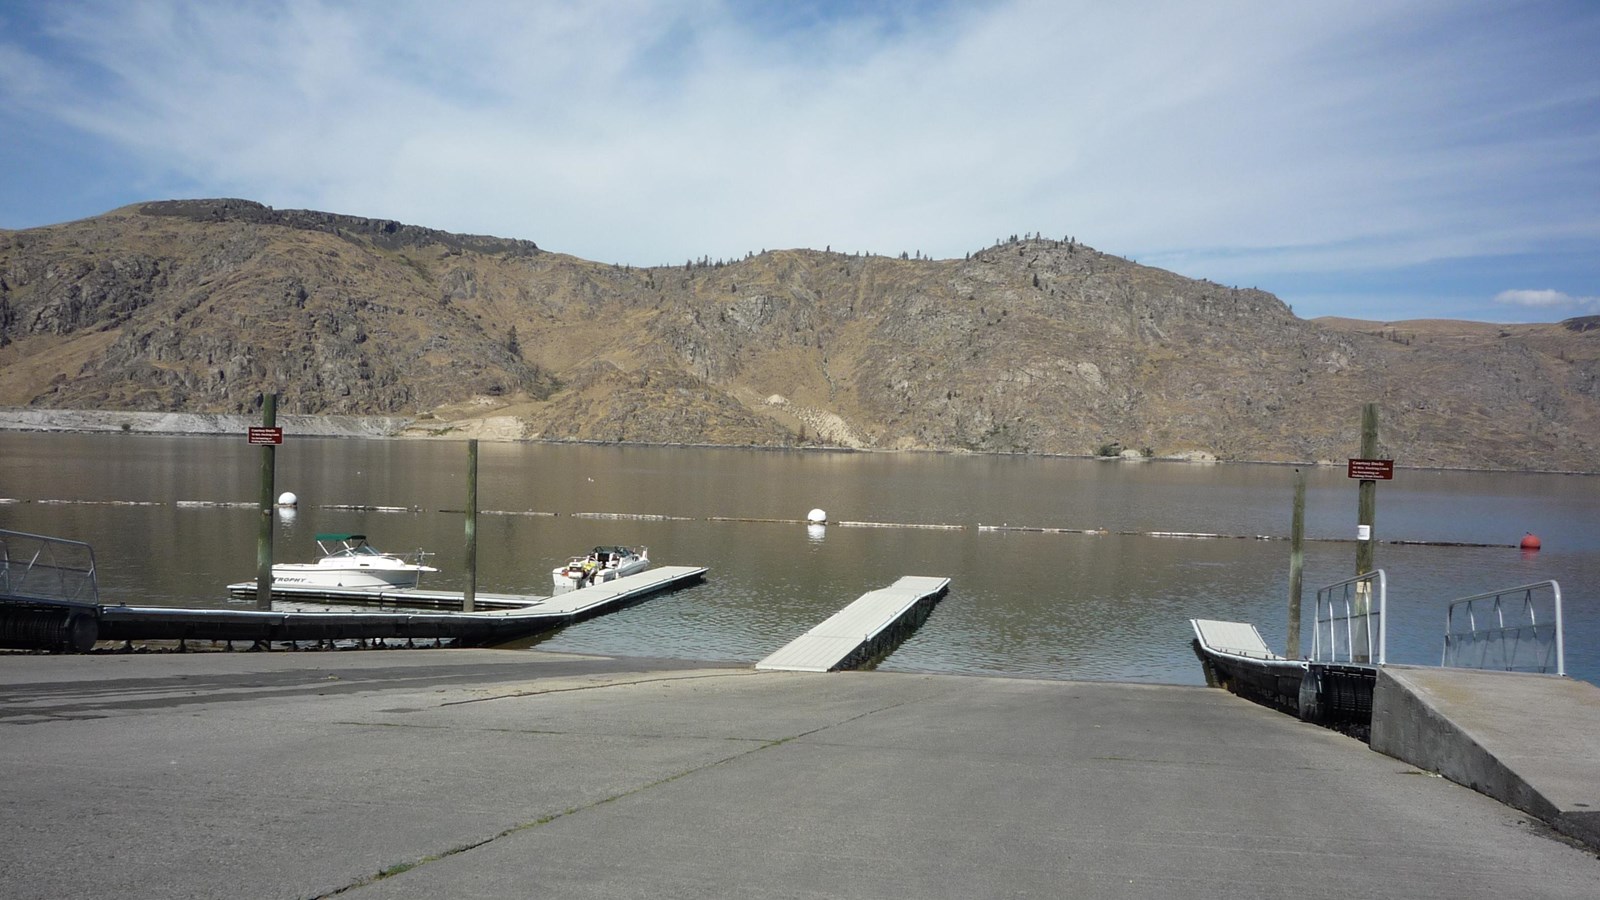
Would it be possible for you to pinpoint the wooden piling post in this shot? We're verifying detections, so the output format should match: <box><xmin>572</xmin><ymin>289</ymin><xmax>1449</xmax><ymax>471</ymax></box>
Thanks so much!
<box><xmin>255</xmin><ymin>393</ymin><xmax>278</xmax><ymax>611</ymax></box>
<box><xmin>1287</xmin><ymin>467</ymin><xmax>1305</xmax><ymax>659</ymax></box>
<box><xmin>1356</xmin><ymin>402</ymin><xmax>1379</xmax><ymax>577</ymax></box>
<box><xmin>464</xmin><ymin>438</ymin><xmax>478</xmax><ymax>613</ymax></box>
<box><xmin>1353</xmin><ymin>402</ymin><xmax>1379</xmax><ymax>663</ymax></box>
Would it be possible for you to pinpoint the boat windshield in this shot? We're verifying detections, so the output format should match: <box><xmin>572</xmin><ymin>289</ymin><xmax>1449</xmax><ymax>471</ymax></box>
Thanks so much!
<box><xmin>315</xmin><ymin>534</ymin><xmax>385</xmax><ymax>558</ymax></box>
<box><xmin>325</xmin><ymin>545</ymin><xmax>384</xmax><ymax>558</ymax></box>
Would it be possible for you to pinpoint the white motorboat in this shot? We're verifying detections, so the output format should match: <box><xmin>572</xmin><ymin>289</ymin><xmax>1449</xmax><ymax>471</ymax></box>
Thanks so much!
<box><xmin>552</xmin><ymin>545</ymin><xmax>649</xmax><ymax>590</ymax></box>
<box><xmin>271</xmin><ymin>533</ymin><xmax>438</xmax><ymax>590</ymax></box>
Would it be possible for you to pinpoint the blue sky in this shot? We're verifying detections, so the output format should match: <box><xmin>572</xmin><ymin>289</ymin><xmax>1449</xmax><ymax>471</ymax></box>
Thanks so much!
<box><xmin>1</xmin><ymin>0</ymin><xmax>1596</xmax><ymax>323</ymax></box>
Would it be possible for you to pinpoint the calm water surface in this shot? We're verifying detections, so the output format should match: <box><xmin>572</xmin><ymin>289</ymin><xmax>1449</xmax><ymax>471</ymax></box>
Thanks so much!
<box><xmin>2</xmin><ymin>433</ymin><xmax>1596</xmax><ymax>686</ymax></box>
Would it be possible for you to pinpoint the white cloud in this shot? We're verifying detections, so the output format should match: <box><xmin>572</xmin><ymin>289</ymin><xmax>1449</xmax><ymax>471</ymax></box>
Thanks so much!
<box><xmin>1494</xmin><ymin>290</ymin><xmax>1600</xmax><ymax>312</ymax></box>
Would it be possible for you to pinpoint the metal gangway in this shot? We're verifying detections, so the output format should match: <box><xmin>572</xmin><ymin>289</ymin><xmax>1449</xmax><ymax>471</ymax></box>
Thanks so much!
<box><xmin>1312</xmin><ymin>569</ymin><xmax>1387</xmax><ymax>666</ymax></box>
<box><xmin>1200</xmin><ymin>568</ymin><xmax>1575</xmax><ymax>744</ymax></box>
<box><xmin>0</xmin><ymin>528</ymin><xmax>103</xmax><ymax>651</ymax></box>
<box><xmin>1441</xmin><ymin>580</ymin><xmax>1564</xmax><ymax>676</ymax></box>
<box><xmin>0</xmin><ymin>528</ymin><xmax>100</xmax><ymax>607</ymax></box>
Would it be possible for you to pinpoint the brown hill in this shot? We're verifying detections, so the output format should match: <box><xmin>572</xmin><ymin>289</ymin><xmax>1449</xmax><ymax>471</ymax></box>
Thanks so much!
<box><xmin>2</xmin><ymin>199</ymin><xmax>1597</xmax><ymax>470</ymax></box>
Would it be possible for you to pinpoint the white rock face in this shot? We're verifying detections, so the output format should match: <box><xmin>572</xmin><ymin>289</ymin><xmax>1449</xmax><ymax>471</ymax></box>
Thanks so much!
<box><xmin>1075</xmin><ymin>361</ymin><xmax>1106</xmax><ymax>390</ymax></box>
<box><xmin>761</xmin><ymin>396</ymin><xmax>867</xmax><ymax>449</ymax></box>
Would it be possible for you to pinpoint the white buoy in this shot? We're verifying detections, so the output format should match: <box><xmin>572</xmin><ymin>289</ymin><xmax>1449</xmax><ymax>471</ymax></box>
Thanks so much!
<box><xmin>277</xmin><ymin>491</ymin><xmax>298</xmax><ymax>507</ymax></box>
<box><xmin>806</xmin><ymin>508</ymin><xmax>827</xmax><ymax>525</ymax></box>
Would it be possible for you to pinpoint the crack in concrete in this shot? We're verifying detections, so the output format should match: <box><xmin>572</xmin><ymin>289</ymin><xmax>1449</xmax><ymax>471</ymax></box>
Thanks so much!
<box><xmin>317</xmin><ymin>685</ymin><xmax>938</xmax><ymax>896</ymax></box>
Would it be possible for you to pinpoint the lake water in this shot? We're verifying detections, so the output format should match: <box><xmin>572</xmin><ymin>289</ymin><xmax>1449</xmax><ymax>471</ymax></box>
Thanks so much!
<box><xmin>2</xmin><ymin>432</ymin><xmax>1596</xmax><ymax>686</ymax></box>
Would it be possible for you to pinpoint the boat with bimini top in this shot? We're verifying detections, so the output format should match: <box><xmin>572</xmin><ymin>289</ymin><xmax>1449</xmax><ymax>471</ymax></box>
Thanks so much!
<box><xmin>270</xmin><ymin>533</ymin><xmax>438</xmax><ymax>590</ymax></box>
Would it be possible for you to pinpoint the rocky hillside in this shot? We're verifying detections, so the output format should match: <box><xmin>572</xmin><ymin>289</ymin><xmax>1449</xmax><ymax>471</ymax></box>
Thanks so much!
<box><xmin>2</xmin><ymin>199</ymin><xmax>1597</xmax><ymax>471</ymax></box>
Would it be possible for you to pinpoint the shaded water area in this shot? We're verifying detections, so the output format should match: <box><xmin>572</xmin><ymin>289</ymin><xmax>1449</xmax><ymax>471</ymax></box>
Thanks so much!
<box><xmin>2</xmin><ymin>432</ymin><xmax>1596</xmax><ymax>686</ymax></box>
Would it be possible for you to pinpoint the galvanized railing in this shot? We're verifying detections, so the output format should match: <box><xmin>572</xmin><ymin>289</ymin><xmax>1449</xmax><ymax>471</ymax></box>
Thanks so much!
<box><xmin>1312</xmin><ymin>569</ymin><xmax>1386</xmax><ymax>666</ymax></box>
<box><xmin>1442</xmin><ymin>581</ymin><xmax>1564</xmax><ymax>676</ymax></box>
<box><xmin>0</xmin><ymin>529</ymin><xmax>101</xmax><ymax>607</ymax></box>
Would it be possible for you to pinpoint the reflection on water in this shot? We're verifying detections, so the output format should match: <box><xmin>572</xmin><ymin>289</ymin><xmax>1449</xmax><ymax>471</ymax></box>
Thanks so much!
<box><xmin>2</xmin><ymin>432</ymin><xmax>1596</xmax><ymax>686</ymax></box>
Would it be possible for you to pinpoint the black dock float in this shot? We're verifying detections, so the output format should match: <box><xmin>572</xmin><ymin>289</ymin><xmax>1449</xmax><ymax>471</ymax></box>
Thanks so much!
<box><xmin>0</xmin><ymin>598</ymin><xmax>102</xmax><ymax>653</ymax></box>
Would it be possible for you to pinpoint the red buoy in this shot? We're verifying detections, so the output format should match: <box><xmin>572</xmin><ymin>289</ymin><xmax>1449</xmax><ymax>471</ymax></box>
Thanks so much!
<box><xmin>1520</xmin><ymin>532</ymin><xmax>1542</xmax><ymax>551</ymax></box>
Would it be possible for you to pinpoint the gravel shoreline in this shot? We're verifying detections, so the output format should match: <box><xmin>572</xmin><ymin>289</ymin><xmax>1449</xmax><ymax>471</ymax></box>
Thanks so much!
<box><xmin>0</xmin><ymin>407</ymin><xmax>411</xmax><ymax>438</ymax></box>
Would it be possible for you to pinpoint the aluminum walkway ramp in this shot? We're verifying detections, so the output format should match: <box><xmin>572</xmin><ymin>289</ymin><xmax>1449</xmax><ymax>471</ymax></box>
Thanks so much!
<box><xmin>1190</xmin><ymin>619</ymin><xmax>1289</xmax><ymax>660</ymax></box>
<box><xmin>757</xmin><ymin>576</ymin><xmax>950</xmax><ymax>673</ymax></box>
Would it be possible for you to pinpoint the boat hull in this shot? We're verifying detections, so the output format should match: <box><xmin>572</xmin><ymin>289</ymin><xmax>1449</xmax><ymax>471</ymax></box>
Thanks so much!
<box><xmin>270</xmin><ymin>564</ymin><xmax>435</xmax><ymax>591</ymax></box>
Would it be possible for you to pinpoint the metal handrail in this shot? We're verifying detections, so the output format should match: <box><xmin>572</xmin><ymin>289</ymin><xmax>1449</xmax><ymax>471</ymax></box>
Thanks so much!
<box><xmin>0</xmin><ymin>528</ymin><xmax>101</xmax><ymax>606</ymax></box>
<box><xmin>1442</xmin><ymin>581</ymin><xmax>1564</xmax><ymax>676</ymax></box>
<box><xmin>1312</xmin><ymin>569</ymin><xmax>1386</xmax><ymax>665</ymax></box>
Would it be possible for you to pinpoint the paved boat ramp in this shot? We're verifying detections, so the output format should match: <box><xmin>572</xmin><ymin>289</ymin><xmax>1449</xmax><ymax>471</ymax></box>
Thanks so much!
<box><xmin>8</xmin><ymin>651</ymin><xmax>1600</xmax><ymax>899</ymax></box>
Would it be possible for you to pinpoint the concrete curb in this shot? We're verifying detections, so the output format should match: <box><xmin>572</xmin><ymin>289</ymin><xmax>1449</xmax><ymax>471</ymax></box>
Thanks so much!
<box><xmin>1371</xmin><ymin>665</ymin><xmax>1600</xmax><ymax>850</ymax></box>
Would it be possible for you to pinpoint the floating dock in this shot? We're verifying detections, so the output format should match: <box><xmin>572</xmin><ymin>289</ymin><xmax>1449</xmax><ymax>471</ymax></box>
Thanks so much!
<box><xmin>757</xmin><ymin>576</ymin><xmax>950</xmax><ymax>672</ymax></box>
<box><xmin>1190</xmin><ymin>617</ymin><xmax>1377</xmax><ymax>733</ymax></box>
<box><xmin>96</xmin><ymin>566</ymin><xmax>708</xmax><ymax>648</ymax></box>
<box><xmin>224</xmin><ymin>581</ymin><xmax>547</xmax><ymax>610</ymax></box>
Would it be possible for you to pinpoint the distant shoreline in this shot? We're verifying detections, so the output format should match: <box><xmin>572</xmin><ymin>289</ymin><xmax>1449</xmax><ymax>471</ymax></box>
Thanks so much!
<box><xmin>1</xmin><ymin>407</ymin><xmax>1593</xmax><ymax>476</ymax></box>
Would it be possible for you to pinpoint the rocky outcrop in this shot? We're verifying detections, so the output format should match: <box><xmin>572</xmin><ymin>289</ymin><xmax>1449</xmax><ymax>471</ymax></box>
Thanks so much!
<box><xmin>1</xmin><ymin>206</ymin><xmax>557</xmax><ymax>415</ymax></box>
<box><xmin>138</xmin><ymin>199</ymin><xmax>541</xmax><ymax>257</ymax></box>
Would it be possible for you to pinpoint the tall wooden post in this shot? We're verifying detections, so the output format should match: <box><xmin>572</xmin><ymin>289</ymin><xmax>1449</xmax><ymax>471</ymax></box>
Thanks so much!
<box><xmin>1353</xmin><ymin>402</ymin><xmax>1378</xmax><ymax>662</ymax></box>
<box><xmin>1286</xmin><ymin>467</ymin><xmax>1305</xmax><ymax>658</ymax></box>
<box><xmin>464</xmin><ymin>439</ymin><xmax>478</xmax><ymax>613</ymax></box>
<box><xmin>1356</xmin><ymin>402</ymin><xmax>1379</xmax><ymax>576</ymax></box>
<box><xmin>255</xmin><ymin>393</ymin><xmax>278</xmax><ymax>611</ymax></box>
